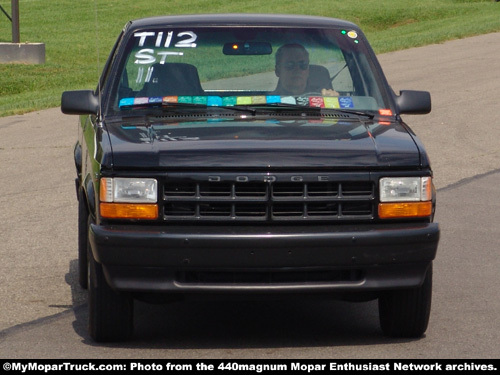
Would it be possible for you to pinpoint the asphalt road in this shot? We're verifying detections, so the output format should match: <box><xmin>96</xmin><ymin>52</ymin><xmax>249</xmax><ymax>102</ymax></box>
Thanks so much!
<box><xmin>0</xmin><ymin>32</ymin><xmax>499</xmax><ymax>358</ymax></box>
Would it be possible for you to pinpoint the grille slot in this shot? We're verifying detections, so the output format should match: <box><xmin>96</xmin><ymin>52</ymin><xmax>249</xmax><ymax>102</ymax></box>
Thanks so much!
<box><xmin>178</xmin><ymin>269</ymin><xmax>364</xmax><ymax>285</ymax></box>
<box><xmin>235</xmin><ymin>182</ymin><xmax>267</xmax><ymax>197</ymax></box>
<box><xmin>341</xmin><ymin>182</ymin><xmax>373</xmax><ymax>196</ymax></box>
<box><xmin>273</xmin><ymin>182</ymin><xmax>304</xmax><ymax>197</ymax></box>
<box><xmin>163</xmin><ymin>175</ymin><xmax>374</xmax><ymax>222</ymax></box>
<box><xmin>307</xmin><ymin>182</ymin><xmax>339</xmax><ymax>197</ymax></box>
<box><xmin>165</xmin><ymin>182</ymin><xmax>196</xmax><ymax>197</ymax></box>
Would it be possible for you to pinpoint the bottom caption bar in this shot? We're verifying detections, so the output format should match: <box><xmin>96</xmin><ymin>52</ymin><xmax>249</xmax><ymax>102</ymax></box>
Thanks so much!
<box><xmin>2</xmin><ymin>360</ymin><xmax>498</xmax><ymax>373</ymax></box>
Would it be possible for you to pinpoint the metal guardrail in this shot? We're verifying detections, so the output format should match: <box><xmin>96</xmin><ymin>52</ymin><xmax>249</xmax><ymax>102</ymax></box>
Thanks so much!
<box><xmin>1</xmin><ymin>1</ymin><xmax>20</xmax><ymax>43</ymax></box>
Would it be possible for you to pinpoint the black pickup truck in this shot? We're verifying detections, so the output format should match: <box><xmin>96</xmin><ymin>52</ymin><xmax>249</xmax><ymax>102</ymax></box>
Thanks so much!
<box><xmin>62</xmin><ymin>14</ymin><xmax>439</xmax><ymax>342</ymax></box>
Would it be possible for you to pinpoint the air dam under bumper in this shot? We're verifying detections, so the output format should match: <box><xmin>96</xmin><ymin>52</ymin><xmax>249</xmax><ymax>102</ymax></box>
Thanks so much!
<box><xmin>89</xmin><ymin>222</ymin><xmax>439</xmax><ymax>293</ymax></box>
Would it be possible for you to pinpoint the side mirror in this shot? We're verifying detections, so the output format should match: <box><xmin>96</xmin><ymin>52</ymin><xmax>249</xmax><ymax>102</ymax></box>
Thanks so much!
<box><xmin>61</xmin><ymin>90</ymin><xmax>99</xmax><ymax>115</ymax></box>
<box><xmin>396</xmin><ymin>90</ymin><xmax>431</xmax><ymax>115</ymax></box>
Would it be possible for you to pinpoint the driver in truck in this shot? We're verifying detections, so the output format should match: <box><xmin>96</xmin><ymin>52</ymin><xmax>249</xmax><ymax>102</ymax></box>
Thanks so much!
<box><xmin>274</xmin><ymin>43</ymin><xmax>339</xmax><ymax>97</ymax></box>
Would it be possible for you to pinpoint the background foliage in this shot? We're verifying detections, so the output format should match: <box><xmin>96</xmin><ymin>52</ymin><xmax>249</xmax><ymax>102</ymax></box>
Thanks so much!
<box><xmin>1</xmin><ymin>0</ymin><xmax>499</xmax><ymax>116</ymax></box>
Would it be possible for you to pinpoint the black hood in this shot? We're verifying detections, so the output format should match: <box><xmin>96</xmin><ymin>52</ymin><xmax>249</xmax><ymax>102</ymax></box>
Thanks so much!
<box><xmin>104</xmin><ymin>117</ymin><xmax>423</xmax><ymax>170</ymax></box>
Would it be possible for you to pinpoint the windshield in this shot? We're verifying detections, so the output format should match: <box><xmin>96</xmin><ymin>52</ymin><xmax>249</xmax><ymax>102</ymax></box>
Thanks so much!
<box><xmin>109</xmin><ymin>26</ymin><xmax>391</xmax><ymax>115</ymax></box>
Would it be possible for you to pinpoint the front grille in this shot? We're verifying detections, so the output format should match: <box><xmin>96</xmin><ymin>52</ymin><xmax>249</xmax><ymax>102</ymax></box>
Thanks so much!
<box><xmin>163</xmin><ymin>173</ymin><xmax>375</xmax><ymax>222</ymax></box>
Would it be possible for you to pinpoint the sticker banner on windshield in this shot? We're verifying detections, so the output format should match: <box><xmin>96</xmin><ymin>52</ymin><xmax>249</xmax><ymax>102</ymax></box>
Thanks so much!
<box><xmin>119</xmin><ymin>95</ymin><xmax>359</xmax><ymax>108</ymax></box>
<box><xmin>222</xmin><ymin>96</ymin><xmax>237</xmax><ymax>106</ymax></box>
<box><xmin>324</xmin><ymin>97</ymin><xmax>340</xmax><ymax>108</ymax></box>
<box><xmin>207</xmin><ymin>96</ymin><xmax>223</xmax><ymax>106</ymax></box>
<box><xmin>309</xmin><ymin>96</ymin><xmax>325</xmax><ymax>108</ymax></box>
<box><xmin>338</xmin><ymin>96</ymin><xmax>354</xmax><ymax>108</ymax></box>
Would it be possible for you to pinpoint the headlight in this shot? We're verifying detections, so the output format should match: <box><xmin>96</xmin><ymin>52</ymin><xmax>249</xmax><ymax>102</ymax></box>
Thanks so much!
<box><xmin>100</xmin><ymin>178</ymin><xmax>158</xmax><ymax>219</ymax></box>
<box><xmin>379</xmin><ymin>177</ymin><xmax>433</xmax><ymax>219</ymax></box>
<box><xmin>100</xmin><ymin>178</ymin><xmax>157</xmax><ymax>203</ymax></box>
<box><xmin>380</xmin><ymin>177</ymin><xmax>432</xmax><ymax>202</ymax></box>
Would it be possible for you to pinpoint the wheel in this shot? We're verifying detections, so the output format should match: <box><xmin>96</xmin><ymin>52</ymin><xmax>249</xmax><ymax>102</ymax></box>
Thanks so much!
<box><xmin>88</xmin><ymin>239</ymin><xmax>134</xmax><ymax>342</ymax></box>
<box><xmin>378</xmin><ymin>264</ymin><xmax>433</xmax><ymax>338</ymax></box>
<box><xmin>77</xmin><ymin>190</ymin><xmax>88</xmax><ymax>289</ymax></box>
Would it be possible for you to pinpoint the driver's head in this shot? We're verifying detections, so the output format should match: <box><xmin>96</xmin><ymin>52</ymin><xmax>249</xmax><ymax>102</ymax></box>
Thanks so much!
<box><xmin>275</xmin><ymin>44</ymin><xmax>310</xmax><ymax>95</ymax></box>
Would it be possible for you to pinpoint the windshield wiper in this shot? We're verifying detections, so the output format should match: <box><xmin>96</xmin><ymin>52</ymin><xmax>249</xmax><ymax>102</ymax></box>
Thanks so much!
<box><xmin>120</xmin><ymin>101</ymin><xmax>206</xmax><ymax>110</ymax></box>
<box><xmin>258</xmin><ymin>102</ymin><xmax>319</xmax><ymax>109</ymax></box>
<box><xmin>120</xmin><ymin>101</ymin><xmax>259</xmax><ymax>116</ymax></box>
<box><xmin>323</xmin><ymin>108</ymin><xmax>375</xmax><ymax>119</ymax></box>
<box><xmin>253</xmin><ymin>103</ymin><xmax>375</xmax><ymax>119</ymax></box>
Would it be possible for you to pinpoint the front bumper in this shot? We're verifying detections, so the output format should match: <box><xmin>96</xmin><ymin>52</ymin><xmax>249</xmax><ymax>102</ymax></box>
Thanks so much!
<box><xmin>89</xmin><ymin>222</ymin><xmax>439</xmax><ymax>294</ymax></box>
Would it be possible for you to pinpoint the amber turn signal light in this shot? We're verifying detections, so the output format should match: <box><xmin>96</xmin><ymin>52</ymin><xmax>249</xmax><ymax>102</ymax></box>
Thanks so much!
<box><xmin>378</xmin><ymin>202</ymin><xmax>432</xmax><ymax>219</ymax></box>
<box><xmin>100</xmin><ymin>203</ymin><xmax>158</xmax><ymax>220</ymax></box>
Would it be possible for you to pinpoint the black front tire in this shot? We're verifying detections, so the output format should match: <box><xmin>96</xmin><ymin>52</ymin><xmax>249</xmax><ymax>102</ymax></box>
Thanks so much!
<box><xmin>378</xmin><ymin>264</ymin><xmax>433</xmax><ymax>338</ymax></box>
<box><xmin>88</xmin><ymin>244</ymin><xmax>134</xmax><ymax>342</ymax></box>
